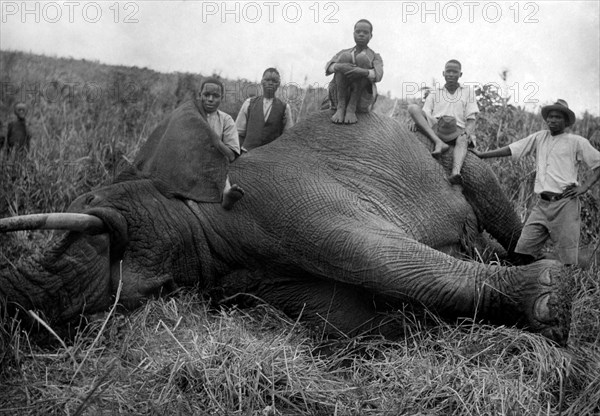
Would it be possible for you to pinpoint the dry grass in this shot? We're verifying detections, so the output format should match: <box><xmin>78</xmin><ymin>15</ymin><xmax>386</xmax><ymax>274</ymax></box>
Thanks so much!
<box><xmin>2</xmin><ymin>274</ymin><xmax>599</xmax><ymax>415</ymax></box>
<box><xmin>1</xmin><ymin>51</ymin><xmax>600</xmax><ymax>415</ymax></box>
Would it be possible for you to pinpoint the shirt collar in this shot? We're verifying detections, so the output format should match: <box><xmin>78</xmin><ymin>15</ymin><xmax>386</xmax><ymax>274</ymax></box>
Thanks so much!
<box><xmin>439</xmin><ymin>84</ymin><xmax>462</xmax><ymax>92</ymax></box>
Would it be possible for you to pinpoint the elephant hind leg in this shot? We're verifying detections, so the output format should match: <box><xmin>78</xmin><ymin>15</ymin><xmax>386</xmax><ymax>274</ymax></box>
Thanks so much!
<box><xmin>216</xmin><ymin>269</ymin><xmax>413</xmax><ymax>340</ymax></box>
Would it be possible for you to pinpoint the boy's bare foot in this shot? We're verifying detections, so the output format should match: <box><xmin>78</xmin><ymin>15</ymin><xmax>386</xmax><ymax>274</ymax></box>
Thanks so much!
<box><xmin>344</xmin><ymin>111</ymin><xmax>358</xmax><ymax>124</ymax></box>
<box><xmin>222</xmin><ymin>184</ymin><xmax>245</xmax><ymax>210</ymax></box>
<box><xmin>331</xmin><ymin>109</ymin><xmax>346</xmax><ymax>124</ymax></box>
<box><xmin>432</xmin><ymin>142</ymin><xmax>450</xmax><ymax>157</ymax></box>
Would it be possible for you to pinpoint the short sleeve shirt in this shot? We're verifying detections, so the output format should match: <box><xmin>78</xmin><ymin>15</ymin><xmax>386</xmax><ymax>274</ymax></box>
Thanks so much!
<box><xmin>422</xmin><ymin>85</ymin><xmax>479</xmax><ymax>128</ymax></box>
<box><xmin>207</xmin><ymin>110</ymin><xmax>240</xmax><ymax>155</ymax></box>
<box><xmin>509</xmin><ymin>130</ymin><xmax>600</xmax><ymax>194</ymax></box>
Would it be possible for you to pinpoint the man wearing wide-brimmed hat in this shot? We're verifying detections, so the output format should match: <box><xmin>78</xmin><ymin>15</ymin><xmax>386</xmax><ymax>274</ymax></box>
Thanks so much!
<box><xmin>472</xmin><ymin>99</ymin><xmax>600</xmax><ymax>266</ymax></box>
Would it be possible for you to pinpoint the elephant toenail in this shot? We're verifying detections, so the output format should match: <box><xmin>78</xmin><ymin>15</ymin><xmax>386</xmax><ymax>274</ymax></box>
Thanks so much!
<box><xmin>538</xmin><ymin>269</ymin><xmax>552</xmax><ymax>285</ymax></box>
<box><xmin>534</xmin><ymin>294</ymin><xmax>552</xmax><ymax>323</ymax></box>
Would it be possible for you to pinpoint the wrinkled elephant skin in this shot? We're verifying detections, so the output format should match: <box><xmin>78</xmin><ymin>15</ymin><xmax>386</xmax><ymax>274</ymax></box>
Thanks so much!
<box><xmin>0</xmin><ymin>111</ymin><xmax>571</xmax><ymax>345</ymax></box>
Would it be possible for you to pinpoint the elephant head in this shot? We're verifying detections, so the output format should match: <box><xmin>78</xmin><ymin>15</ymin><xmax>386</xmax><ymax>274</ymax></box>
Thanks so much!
<box><xmin>0</xmin><ymin>108</ymin><xmax>572</xmax><ymax>345</ymax></box>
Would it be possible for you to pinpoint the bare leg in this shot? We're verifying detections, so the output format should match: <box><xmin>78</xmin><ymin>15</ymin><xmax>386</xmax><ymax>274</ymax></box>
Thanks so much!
<box><xmin>222</xmin><ymin>176</ymin><xmax>244</xmax><ymax>210</ymax></box>
<box><xmin>344</xmin><ymin>53</ymin><xmax>372</xmax><ymax>124</ymax></box>
<box><xmin>344</xmin><ymin>78</ymin><xmax>370</xmax><ymax>124</ymax></box>
<box><xmin>449</xmin><ymin>134</ymin><xmax>469</xmax><ymax>185</ymax></box>
<box><xmin>331</xmin><ymin>53</ymin><xmax>354</xmax><ymax>124</ymax></box>
<box><xmin>407</xmin><ymin>104</ymin><xmax>450</xmax><ymax>157</ymax></box>
<box><xmin>343</xmin><ymin>54</ymin><xmax>373</xmax><ymax>124</ymax></box>
<box><xmin>331</xmin><ymin>72</ymin><xmax>348</xmax><ymax>124</ymax></box>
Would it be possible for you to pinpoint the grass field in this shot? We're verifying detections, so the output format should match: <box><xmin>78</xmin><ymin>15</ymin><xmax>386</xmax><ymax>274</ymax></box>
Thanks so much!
<box><xmin>1</xmin><ymin>51</ymin><xmax>599</xmax><ymax>415</ymax></box>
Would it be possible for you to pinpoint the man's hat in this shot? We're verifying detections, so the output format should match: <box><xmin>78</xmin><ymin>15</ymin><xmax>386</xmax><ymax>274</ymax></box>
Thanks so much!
<box><xmin>541</xmin><ymin>99</ymin><xmax>576</xmax><ymax>127</ymax></box>
<box><xmin>435</xmin><ymin>115</ymin><xmax>464</xmax><ymax>142</ymax></box>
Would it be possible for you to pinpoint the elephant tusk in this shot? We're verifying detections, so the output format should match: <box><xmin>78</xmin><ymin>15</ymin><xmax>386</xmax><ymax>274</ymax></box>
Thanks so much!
<box><xmin>0</xmin><ymin>213</ymin><xmax>106</xmax><ymax>234</ymax></box>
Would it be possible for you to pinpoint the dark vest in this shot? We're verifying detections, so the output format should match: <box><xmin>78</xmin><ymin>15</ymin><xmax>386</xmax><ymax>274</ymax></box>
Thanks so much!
<box><xmin>7</xmin><ymin>119</ymin><xmax>31</xmax><ymax>150</ymax></box>
<box><xmin>243</xmin><ymin>97</ymin><xmax>286</xmax><ymax>150</ymax></box>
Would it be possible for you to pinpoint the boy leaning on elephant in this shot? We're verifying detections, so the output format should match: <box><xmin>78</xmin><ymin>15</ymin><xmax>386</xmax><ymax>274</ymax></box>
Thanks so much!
<box><xmin>472</xmin><ymin>99</ymin><xmax>600</xmax><ymax>266</ymax></box>
<box><xmin>134</xmin><ymin>78</ymin><xmax>244</xmax><ymax>211</ymax></box>
<box><xmin>198</xmin><ymin>77</ymin><xmax>245</xmax><ymax>210</ymax></box>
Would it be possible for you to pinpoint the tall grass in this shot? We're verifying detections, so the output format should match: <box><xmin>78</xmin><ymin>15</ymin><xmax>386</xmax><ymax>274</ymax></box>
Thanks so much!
<box><xmin>1</xmin><ymin>51</ymin><xmax>599</xmax><ymax>415</ymax></box>
<box><xmin>2</xmin><ymin>284</ymin><xmax>599</xmax><ymax>415</ymax></box>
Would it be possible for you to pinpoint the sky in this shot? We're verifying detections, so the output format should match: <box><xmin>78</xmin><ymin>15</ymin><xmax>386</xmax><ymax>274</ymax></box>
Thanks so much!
<box><xmin>1</xmin><ymin>0</ymin><xmax>599</xmax><ymax>117</ymax></box>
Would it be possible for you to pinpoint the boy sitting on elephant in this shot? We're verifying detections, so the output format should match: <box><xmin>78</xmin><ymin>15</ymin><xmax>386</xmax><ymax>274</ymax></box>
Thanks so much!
<box><xmin>407</xmin><ymin>59</ymin><xmax>479</xmax><ymax>185</ymax></box>
<box><xmin>325</xmin><ymin>19</ymin><xmax>383</xmax><ymax>124</ymax></box>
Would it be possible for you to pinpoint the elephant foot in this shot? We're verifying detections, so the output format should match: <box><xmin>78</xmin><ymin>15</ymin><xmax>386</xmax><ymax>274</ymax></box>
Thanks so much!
<box><xmin>222</xmin><ymin>184</ymin><xmax>244</xmax><ymax>210</ymax></box>
<box><xmin>512</xmin><ymin>260</ymin><xmax>573</xmax><ymax>346</ymax></box>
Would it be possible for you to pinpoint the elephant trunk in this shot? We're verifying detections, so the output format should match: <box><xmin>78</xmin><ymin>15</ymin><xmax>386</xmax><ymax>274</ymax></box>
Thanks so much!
<box><xmin>1</xmin><ymin>231</ymin><xmax>114</xmax><ymax>325</ymax></box>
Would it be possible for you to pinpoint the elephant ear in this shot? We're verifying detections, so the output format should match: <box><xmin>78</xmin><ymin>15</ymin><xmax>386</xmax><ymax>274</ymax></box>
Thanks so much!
<box><xmin>133</xmin><ymin>100</ymin><xmax>227</xmax><ymax>203</ymax></box>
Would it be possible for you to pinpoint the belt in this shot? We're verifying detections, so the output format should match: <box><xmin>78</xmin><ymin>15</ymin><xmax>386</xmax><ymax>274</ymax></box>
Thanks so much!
<box><xmin>540</xmin><ymin>192</ymin><xmax>564</xmax><ymax>202</ymax></box>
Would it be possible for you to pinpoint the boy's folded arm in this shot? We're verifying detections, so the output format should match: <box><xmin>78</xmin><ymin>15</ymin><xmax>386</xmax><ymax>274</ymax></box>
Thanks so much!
<box><xmin>326</xmin><ymin>62</ymin><xmax>336</xmax><ymax>75</ymax></box>
<box><xmin>325</xmin><ymin>50</ymin><xmax>344</xmax><ymax>75</ymax></box>
<box><xmin>372</xmin><ymin>53</ymin><xmax>384</xmax><ymax>82</ymax></box>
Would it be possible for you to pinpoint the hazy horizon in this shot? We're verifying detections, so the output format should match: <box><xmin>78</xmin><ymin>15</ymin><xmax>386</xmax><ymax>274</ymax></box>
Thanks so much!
<box><xmin>1</xmin><ymin>1</ymin><xmax>599</xmax><ymax>117</ymax></box>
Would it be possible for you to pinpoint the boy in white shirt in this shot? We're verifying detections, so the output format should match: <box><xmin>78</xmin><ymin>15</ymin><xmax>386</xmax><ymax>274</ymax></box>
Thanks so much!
<box><xmin>408</xmin><ymin>60</ymin><xmax>479</xmax><ymax>185</ymax></box>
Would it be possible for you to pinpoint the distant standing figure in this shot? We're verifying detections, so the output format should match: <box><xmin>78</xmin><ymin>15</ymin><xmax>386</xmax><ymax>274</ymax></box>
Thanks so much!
<box><xmin>325</xmin><ymin>19</ymin><xmax>383</xmax><ymax>124</ymax></box>
<box><xmin>5</xmin><ymin>102</ymin><xmax>31</xmax><ymax>157</ymax></box>
<box><xmin>472</xmin><ymin>99</ymin><xmax>600</xmax><ymax>266</ymax></box>
<box><xmin>235</xmin><ymin>68</ymin><xmax>294</xmax><ymax>151</ymax></box>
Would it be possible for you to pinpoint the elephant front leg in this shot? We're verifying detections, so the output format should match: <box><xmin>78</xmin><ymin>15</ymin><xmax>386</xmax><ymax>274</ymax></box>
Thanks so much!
<box><xmin>216</xmin><ymin>269</ymin><xmax>410</xmax><ymax>339</ymax></box>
